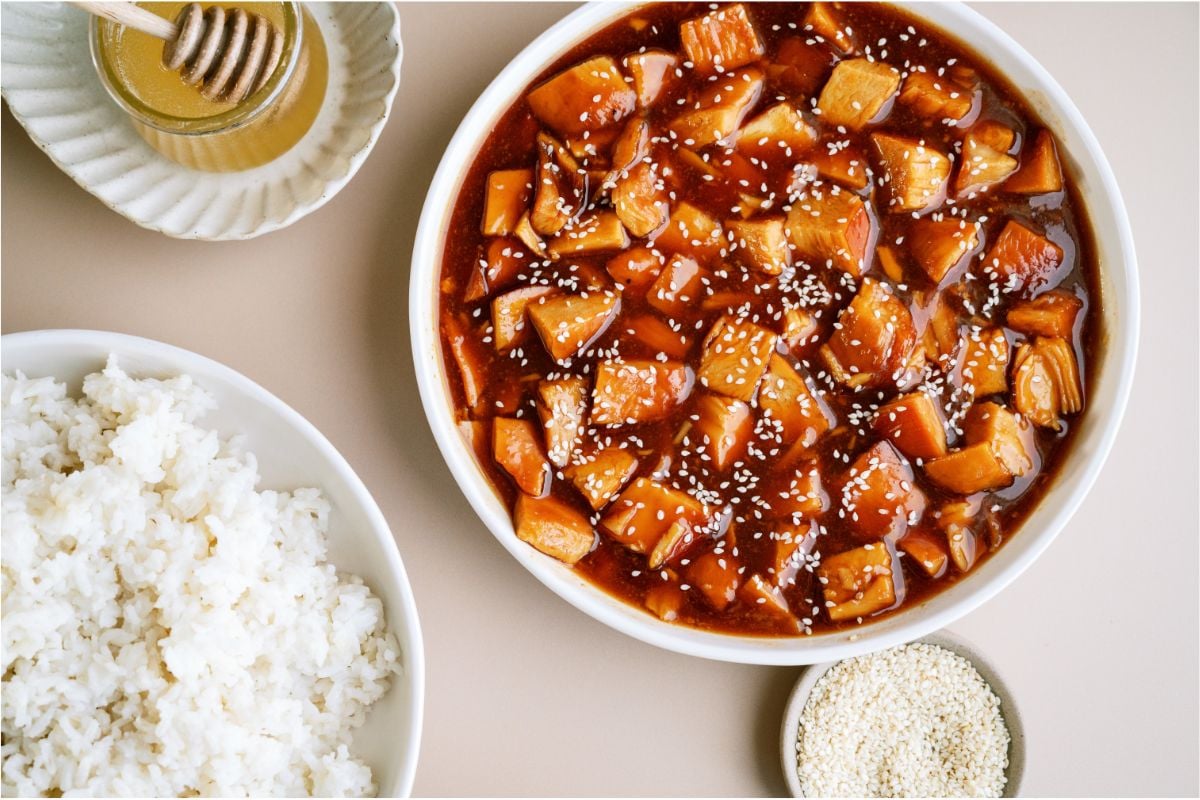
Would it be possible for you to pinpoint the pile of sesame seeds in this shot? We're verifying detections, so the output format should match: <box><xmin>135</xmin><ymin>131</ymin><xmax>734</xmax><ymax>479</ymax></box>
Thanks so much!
<box><xmin>795</xmin><ymin>643</ymin><xmax>1010</xmax><ymax>798</ymax></box>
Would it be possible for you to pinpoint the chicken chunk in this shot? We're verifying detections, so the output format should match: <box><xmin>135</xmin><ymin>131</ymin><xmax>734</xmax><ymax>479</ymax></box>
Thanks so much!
<box><xmin>693</xmin><ymin>393</ymin><xmax>754</xmax><ymax>471</ymax></box>
<box><xmin>818</xmin><ymin>542</ymin><xmax>897</xmax><ymax>622</ymax></box>
<box><xmin>772</xmin><ymin>36</ymin><xmax>837</xmax><ymax>98</ymax></box>
<box><xmin>908</xmin><ymin>218</ymin><xmax>980</xmax><ymax>285</ymax></box>
<box><xmin>565</xmin><ymin>448</ymin><xmax>639</xmax><ymax>510</ymax></box>
<box><xmin>980</xmin><ymin>219</ymin><xmax>1065</xmax><ymax>294</ymax></box>
<box><xmin>781</xmin><ymin>307</ymin><xmax>818</xmax><ymax>349</ymax></box>
<box><xmin>961</xmin><ymin>326</ymin><xmax>1010</xmax><ymax>398</ymax></box>
<box><xmin>1012</xmin><ymin>336</ymin><xmax>1083</xmax><ymax>430</ymax></box>
<box><xmin>444</xmin><ymin>314</ymin><xmax>488</xmax><ymax>410</ymax></box>
<box><xmin>962</xmin><ymin>402</ymin><xmax>1034</xmax><ymax>477</ymax></box>
<box><xmin>785</xmin><ymin>188</ymin><xmax>872</xmax><ymax>275</ymax></box>
<box><xmin>758</xmin><ymin>354</ymin><xmax>832</xmax><ymax>448</ymax></box>
<box><xmin>810</xmin><ymin>143</ymin><xmax>871</xmax><ymax>190</ymax></box>
<box><xmin>737</xmin><ymin>102</ymin><xmax>818</xmax><ymax>156</ymax></box>
<box><xmin>679</xmin><ymin>3</ymin><xmax>765</xmax><ymax>74</ymax></box>
<box><xmin>591</xmin><ymin>359</ymin><xmax>694</xmax><ymax>425</ymax></box>
<box><xmin>647</xmin><ymin>254</ymin><xmax>708</xmax><ymax>317</ymax></box>
<box><xmin>528</xmin><ymin>290</ymin><xmax>621</xmax><ymax>361</ymax></box>
<box><xmin>803</xmin><ymin>2</ymin><xmax>854</xmax><ymax>52</ymax></box>
<box><xmin>514</xmin><ymin>494</ymin><xmax>596</xmax><ymax>564</ymax></box>
<box><xmin>821</xmin><ymin>278</ymin><xmax>919</xmax><ymax>389</ymax></box>
<box><xmin>954</xmin><ymin>121</ymin><xmax>1019</xmax><ymax>196</ymax></box>
<box><xmin>897</xmin><ymin>70</ymin><xmax>975</xmax><ymax>122</ymax></box>
<box><xmin>770</xmin><ymin>522</ymin><xmax>818</xmax><ymax>587</ymax></box>
<box><xmin>816</xmin><ymin>58</ymin><xmax>901</xmax><ymax>130</ymax></box>
<box><xmin>493</xmin><ymin>417</ymin><xmax>553</xmax><ymax>497</ymax></box>
<box><xmin>613</xmin><ymin>161</ymin><xmax>670</xmax><ymax>237</ymax></box>
<box><xmin>727</xmin><ymin>217</ymin><xmax>791</xmax><ymax>275</ymax></box>
<box><xmin>1005</xmin><ymin>130</ymin><xmax>1064</xmax><ymax>195</ymax></box>
<box><xmin>492</xmin><ymin>285</ymin><xmax>558</xmax><ymax>351</ymax></box>
<box><xmin>547</xmin><ymin>211</ymin><xmax>631</xmax><ymax>258</ymax></box>
<box><xmin>654</xmin><ymin>202</ymin><xmax>725</xmax><ymax>262</ymax></box>
<box><xmin>464</xmin><ymin>238</ymin><xmax>528</xmax><ymax>303</ymax></box>
<box><xmin>606</xmin><ymin>246</ymin><xmax>663</xmax><ymax>291</ymax></box>
<box><xmin>923</xmin><ymin>443</ymin><xmax>1011</xmax><ymax>494</ymax></box>
<box><xmin>600</xmin><ymin>477</ymin><xmax>711</xmax><ymax>558</ymax></box>
<box><xmin>898</xmin><ymin>530</ymin><xmax>949</xmax><ymax>578</ymax></box>
<box><xmin>625</xmin><ymin>49</ymin><xmax>678</xmax><ymax>108</ymax></box>
<box><xmin>871</xmin><ymin>133</ymin><xmax>952</xmax><ymax>213</ymax></box>
<box><xmin>527</xmin><ymin>56</ymin><xmax>637</xmax><ymax>137</ymax></box>
<box><xmin>623</xmin><ymin>314</ymin><xmax>691</xmax><ymax>360</ymax></box>
<box><xmin>687</xmin><ymin>548</ymin><xmax>741</xmax><ymax>611</ymax></box>
<box><xmin>1006</xmin><ymin>289</ymin><xmax>1083</xmax><ymax>338</ymax></box>
<box><xmin>776</xmin><ymin>463</ymin><xmax>829</xmax><ymax>518</ymax></box>
<box><xmin>872</xmin><ymin>391</ymin><xmax>948</xmax><ymax>460</ymax></box>
<box><xmin>482</xmin><ymin>168</ymin><xmax>532</xmax><ymax>236</ymax></box>
<box><xmin>840</xmin><ymin>441</ymin><xmax>927</xmax><ymax>540</ymax></box>
<box><xmin>670</xmin><ymin>67</ymin><xmax>765</xmax><ymax>148</ymax></box>
<box><xmin>697</xmin><ymin>314</ymin><xmax>779</xmax><ymax>402</ymax></box>
<box><xmin>537</xmin><ymin>377</ymin><xmax>588</xmax><ymax>468</ymax></box>
<box><xmin>531</xmin><ymin>133</ymin><xmax>585</xmax><ymax>235</ymax></box>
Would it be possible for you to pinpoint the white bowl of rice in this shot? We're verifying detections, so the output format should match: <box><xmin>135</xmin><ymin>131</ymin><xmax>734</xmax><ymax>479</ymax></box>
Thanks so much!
<box><xmin>1</xmin><ymin>329</ymin><xmax>424</xmax><ymax>797</ymax></box>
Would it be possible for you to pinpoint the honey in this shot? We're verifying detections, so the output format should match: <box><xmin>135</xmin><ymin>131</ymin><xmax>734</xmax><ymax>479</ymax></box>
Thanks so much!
<box><xmin>91</xmin><ymin>2</ymin><xmax>328</xmax><ymax>171</ymax></box>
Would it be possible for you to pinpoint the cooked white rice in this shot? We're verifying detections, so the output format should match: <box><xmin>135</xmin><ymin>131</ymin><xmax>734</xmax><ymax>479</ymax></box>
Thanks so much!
<box><xmin>1</xmin><ymin>357</ymin><xmax>400</xmax><ymax>797</ymax></box>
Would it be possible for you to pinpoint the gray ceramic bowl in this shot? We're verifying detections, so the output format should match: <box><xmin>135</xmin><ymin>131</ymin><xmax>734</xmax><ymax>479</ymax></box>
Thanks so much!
<box><xmin>779</xmin><ymin>629</ymin><xmax>1025</xmax><ymax>797</ymax></box>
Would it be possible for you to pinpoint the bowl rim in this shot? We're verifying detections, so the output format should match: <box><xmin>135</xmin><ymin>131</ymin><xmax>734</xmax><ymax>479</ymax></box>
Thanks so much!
<box><xmin>409</xmin><ymin>1</ymin><xmax>1140</xmax><ymax>665</ymax></box>
<box><xmin>778</xmin><ymin>629</ymin><xmax>1025</xmax><ymax>797</ymax></box>
<box><xmin>1</xmin><ymin>328</ymin><xmax>426</xmax><ymax>797</ymax></box>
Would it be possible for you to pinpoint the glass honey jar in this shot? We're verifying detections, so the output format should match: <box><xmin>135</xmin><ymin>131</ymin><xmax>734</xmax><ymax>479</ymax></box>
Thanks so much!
<box><xmin>90</xmin><ymin>2</ymin><xmax>328</xmax><ymax>172</ymax></box>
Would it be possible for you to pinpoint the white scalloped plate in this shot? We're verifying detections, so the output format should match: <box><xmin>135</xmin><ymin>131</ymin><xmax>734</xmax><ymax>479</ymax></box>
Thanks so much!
<box><xmin>1</xmin><ymin>2</ymin><xmax>401</xmax><ymax>241</ymax></box>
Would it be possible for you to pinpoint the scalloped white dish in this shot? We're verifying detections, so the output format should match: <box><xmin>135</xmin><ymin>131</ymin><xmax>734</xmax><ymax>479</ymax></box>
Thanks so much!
<box><xmin>0</xmin><ymin>2</ymin><xmax>402</xmax><ymax>241</ymax></box>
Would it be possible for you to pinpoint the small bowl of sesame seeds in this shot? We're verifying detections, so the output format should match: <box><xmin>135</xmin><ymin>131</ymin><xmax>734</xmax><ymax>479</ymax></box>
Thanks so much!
<box><xmin>780</xmin><ymin>629</ymin><xmax>1025</xmax><ymax>798</ymax></box>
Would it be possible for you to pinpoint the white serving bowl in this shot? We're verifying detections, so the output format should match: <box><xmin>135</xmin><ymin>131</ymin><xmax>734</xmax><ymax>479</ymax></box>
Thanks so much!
<box><xmin>778</xmin><ymin>629</ymin><xmax>1026</xmax><ymax>797</ymax></box>
<box><xmin>409</xmin><ymin>2</ymin><xmax>1139</xmax><ymax>665</ymax></box>
<box><xmin>1</xmin><ymin>329</ymin><xmax>424</xmax><ymax>797</ymax></box>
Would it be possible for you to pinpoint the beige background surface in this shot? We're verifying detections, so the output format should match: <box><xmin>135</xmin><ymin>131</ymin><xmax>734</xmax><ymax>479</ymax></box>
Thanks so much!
<box><xmin>3</xmin><ymin>2</ymin><xmax>1197</xmax><ymax>796</ymax></box>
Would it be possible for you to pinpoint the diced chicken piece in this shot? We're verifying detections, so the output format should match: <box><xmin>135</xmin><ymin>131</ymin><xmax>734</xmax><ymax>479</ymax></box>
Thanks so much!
<box><xmin>876</xmin><ymin>245</ymin><xmax>905</xmax><ymax>283</ymax></box>
<box><xmin>565</xmin><ymin>448</ymin><xmax>638</xmax><ymax>510</ymax></box>
<box><xmin>548</xmin><ymin>211</ymin><xmax>630</xmax><ymax>258</ymax></box>
<box><xmin>1006</xmin><ymin>290</ymin><xmax>1083</xmax><ymax>338</ymax></box>
<box><xmin>527</xmin><ymin>55</ymin><xmax>637</xmax><ymax>137</ymax></box>
<box><xmin>923</xmin><ymin>443</ymin><xmax>1012</xmax><ymax>494</ymax></box>
<box><xmin>1012</xmin><ymin>336</ymin><xmax>1083</xmax><ymax>430</ymax></box>
<box><xmin>782</xmin><ymin>307</ymin><xmax>818</xmax><ymax>348</ymax></box>
<box><xmin>482</xmin><ymin>168</ymin><xmax>532</xmax><ymax>236</ymax></box>
<box><xmin>935</xmin><ymin>499</ymin><xmax>980</xmax><ymax>572</ymax></box>
<box><xmin>679</xmin><ymin>3</ymin><xmax>765</xmax><ymax>74</ymax></box>
<box><xmin>625</xmin><ymin>49</ymin><xmax>678</xmax><ymax>108</ymax></box>
<box><xmin>871</xmin><ymin>133</ymin><xmax>952</xmax><ymax>213</ymax></box>
<box><xmin>654</xmin><ymin>201</ymin><xmax>725</xmax><ymax>262</ymax></box>
<box><xmin>785</xmin><ymin>189</ymin><xmax>872</xmax><ymax>275</ymax></box>
<box><xmin>514</xmin><ymin>494</ymin><xmax>596</xmax><ymax>564</ymax></box>
<box><xmin>810</xmin><ymin>143</ymin><xmax>871</xmax><ymax>190</ymax></box>
<box><xmin>591</xmin><ymin>359</ymin><xmax>694</xmax><ymax>425</ymax></box>
<box><xmin>963</xmin><ymin>402</ymin><xmax>1034</xmax><ymax>477</ymax></box>
<box><xmin>491</xmin><ymin>285</ymin><xmax>558</xmax><ymax>351</ymax></box>
<box><xmin>1006</xmin><ymin>130</ymin><xmax>1064</xmax><ymax>194</ymax></box>
<box><xmin>759</xmin><ymin>354</ymin><xmax>832</xmax><ymax>448</ymax></box>
<box><xmin>776</xmin><ymin>463</ymin><xmax>829</xmax><ymax>518</ymax></box>
<box><xmin>954</xmin><ymin>121</ymin><xmax>1019</xmax><ymax>196</ymax></box>
<box><xmin>670</xmin><ymin>67</ymin><xmax>764</xmax><ymax>148</ymax></box>
<box><xmin>537</xmin><ymin>377</ymin><xmax>588</xmax><ymax>468</ymax></box>
<box><xmin>613</xmin><ymin>161</ymin><xmax>670</xmax><ymax>237</ymax></box>
<box><xmin>771</xmin><ymin>37</ymin><xmax>836</xmax><ymax>98</ymax></box>
<box><xmin>687</xmin><ymin>549</ymin><xmax>740</xmax><ymax>611</ymax></box>
<box><xmin>737</xmin><ymin>102</ymin><xmax>818</xmax><ymax>156</ymax></box>
<box><xmin>909</xmin><ymin>218</ymin><xmax>980</xmax><ymax>285</ymax></box>
<box><xmin>606</xmin><ymin>117</ymin><xmax>651</xmax><ymax>181</ymax></box>
<box><xmin>531</xmin><ymin>133</ymin><xmax>585</xmax><ymax>235</ymax></box>
<box><xmin>528</xmin><ymin>291</ymin><xmax>621</xmax><ymax>362</ymax></box>
<box><xmin>898</xmin><ymin>530</ymin><xmax>949</xmax><ymax>578</ymax></box>
<box><xmin>738</xmin><ymin>574</ymin><xmax>799</xmax><ymax>630</ymax></box>
<box><xmin>493</xmin><ymin>417</ymin><xmax>553</xmax><ymax>497</ymax></box>
<box><xmin>872</xmin><ymin>391</ymin><xmax>948</xmax><ymax>460</ymax></box>
<box><xmin>647</xmin><ymin>254</ymin><xmax>707</xmax><ymax>317</ymax></box>
<box><xmin>624</xmin><ymin>314</ymin><xmax>691</xmax><ymax>360</ymax></box>
<box><xmin>981</xmin><ymin>219</ymin><xmax>1066</xmax><ymax>294</ymax></box>
<box><xmin>564</xmin><ymin>127</ymin><xmax>621</xmax><ymax>162</ymax></box>
<box><xmin>464</xmin><ymin>238</ymin><xmax>528</xmax><ymax>302</ymax></box>
<box><xmin>916</xmin><ymin>289</ymin><xmax>963</xmax><ymax>368</ymax></box>
<box><xmin>816</xmin><ymin>58</ymin><xmax>901</xmax><ymax>130</ymax></box>
<box><xmin>897</xmin><ymin>71</ymin><xmax>975</xmax><ymax>122</ymax></box>
<box><xmin>727</xmin><ymin>217</ymin><xmax>791</xmax><ymax>275</ymax></box>
<box><xmin>644</xmin><ymin>579</ymin><xmax>687</xmax><ymax>621</ymax></box>
<box><xmin>697</xmin><ymin>314</ymin><xmax>779</xmax><ymax>402</ymax></box>
<box><xmin>961</xmin><ymin>326</ymin><xmax>1010</xmax><ymax>398</ymax></box>
<box><xmin>818</xmin><ymin>542</ymin><xmax>897</xmax><ymax>622</ymax></box>
<box><xmin>606</xmin><ymin>246</ymin><xmax>663</xmax><ymax>291</ymax></box>
<box><xmin>840</xmin><ymin>441</ymin><xmax>927</xmax><ymax>540</ymax></box>
<box><xmin>443</xmin><ymin>314</ymin><xmax>488</xmax><ymax>410</ymax></box>
<box><xmin>513</xmin><ymin>211</ymin><xmax>547</xmax><ymax>257</ymax></box>
<box><xmin>821</xmin><ymin>278</ymin><xmax>918</xmax><ymax>389</ymax></box>
<box><xmin>600</xmin><ymin>477</ymin><xmax>710</xmax><ymax>556</ymax></box>
<box><xmin>693</xmin><ymin>393</ymin><xmax>754</xmax><ymax>471</ymax></box>
<box><xmin>804</xmin><ymin>2</ymin><xmax>854</xmax><ymax>52</ymax></box>
<box><xmin>770</xmin><ymin>522</ymin><xmax>818</xmax><ymax>587</ymax></box>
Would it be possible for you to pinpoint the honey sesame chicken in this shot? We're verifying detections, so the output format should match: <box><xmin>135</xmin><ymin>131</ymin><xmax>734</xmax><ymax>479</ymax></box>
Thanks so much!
<box><xmin>439</xmin><ymin>2</ymin><xmax>1099</xmax><ymax>635</ymax></box>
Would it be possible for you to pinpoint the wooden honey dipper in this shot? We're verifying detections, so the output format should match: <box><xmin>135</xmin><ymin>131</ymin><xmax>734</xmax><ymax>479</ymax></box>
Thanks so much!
<box><xmin>76</xmin><ymin>2</ymin><xmax>285</xmax><ymax>103</ymax></box>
